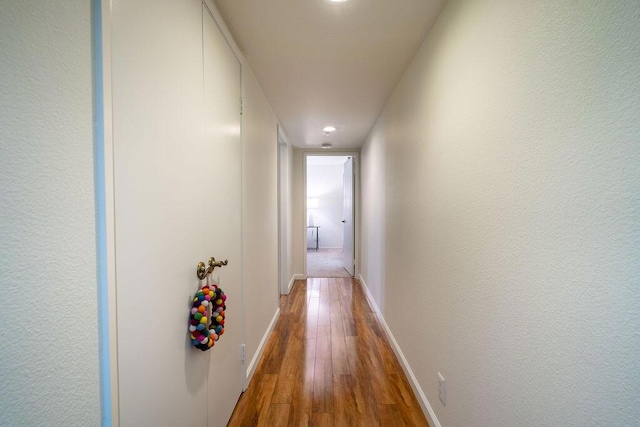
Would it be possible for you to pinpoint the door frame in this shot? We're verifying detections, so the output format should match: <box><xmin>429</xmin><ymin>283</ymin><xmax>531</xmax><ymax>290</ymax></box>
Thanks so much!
<box><xmin>303</xmin><ymin>151</ymin><xmax>360</xmax><ymax>278</ymax></box>
<box><xmin>277</xmin><ymin>126</ymin><xmax>291</xmax><ymax>295</ymax></box>
<box><xmin>95</xmin><ymin>0</ymin><xmax>119</xmax><ymax>424</ymax></box>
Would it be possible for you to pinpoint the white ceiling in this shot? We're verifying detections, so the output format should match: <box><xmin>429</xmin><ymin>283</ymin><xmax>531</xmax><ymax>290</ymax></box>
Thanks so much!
<box><xmin>213</xmin><ymin>0</ymin><xmax>445</xmax><ymax>149</ymax></box>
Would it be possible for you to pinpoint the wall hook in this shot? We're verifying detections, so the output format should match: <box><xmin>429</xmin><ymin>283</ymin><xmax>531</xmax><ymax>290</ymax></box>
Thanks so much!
<box><xmin>196</xmin><ymin>257</ymin><xmax>229</xmax><ymax>280</ymax></box>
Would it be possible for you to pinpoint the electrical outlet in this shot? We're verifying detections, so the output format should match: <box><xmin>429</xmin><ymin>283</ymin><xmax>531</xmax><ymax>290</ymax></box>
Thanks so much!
<box><xmin>438</xmin><ymin>372</ymin><xmax>446</xmax><ymax>406</ymax></box>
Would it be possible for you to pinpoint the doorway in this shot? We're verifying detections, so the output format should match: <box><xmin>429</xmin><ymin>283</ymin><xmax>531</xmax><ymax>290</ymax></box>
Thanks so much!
<box><xmin>305</xmin><ymin>154</ymin><xmax>357</xmax><ymax>278</ymax></box>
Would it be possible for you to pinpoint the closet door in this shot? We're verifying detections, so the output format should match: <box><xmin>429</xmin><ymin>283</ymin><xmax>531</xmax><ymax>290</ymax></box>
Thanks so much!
<box><xmin>202</xmin><ymin>4</ymin><xmax>243</xmax><ymax>426</ymax></box>
<box><xmin>111</xmin><ymin>0</ymin><xmax>242</xmax><ymax>425</ymax></box>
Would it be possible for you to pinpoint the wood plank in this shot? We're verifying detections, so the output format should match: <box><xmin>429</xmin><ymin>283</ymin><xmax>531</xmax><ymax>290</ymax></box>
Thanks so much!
<box><xmin>288</xmin><ymin>342</ymin><xmax>316</xmax><ymax>425</ymax></box>
<box><xmin>308</xmin><ymin>278</ymin><xmax>321</xmax><ymax>300</ymax></box>
<box><xmin>330</xmin><ymin>310</ymin><xmax>345</xmax><ymax>337</ymax></box>
<box><xmin>318</xmin><ymin>279</ymin><xmax>331</xmax><ymax>326</ymax></box>
<box><xmin>316</xmin><ymin>325</ymin><xmax>332</xmax><ymax>361</ymax></box>
<box><xmin>328</xmin><ymin>278</ymin><xmax>341</xmax><ymax>313</ymax></box>
<box><xmin>332</xmin><ymin>375</ymin><xmax>359</xmax><ymax>427</ymax></box>
<box><xmin>312</xmin><ymin>356</ymin><xmax>333</xmax><ymax>413</ymax></box>
<box><xmin>306</xmin><ymin>297</ymin><xmax>319</xmax><ymax>339</ymax></box>
<box><xmin>287</xmin><ymin>409</ymin><xmax>311</xmax><ymax>427</ymax></box>
<box><xmin>344</xmin><ymin>336</ymin><xmax>358</xmax><ymax>375</ymax></box>
<box><xmin>271</xmin><ymin>373</ymin><xmax>296</xmax><ymax>405</ymax></box>
<box><xmin>310</xmin><ymin>412</ymin><xmax>334</xmax><ymax>427</ymax></box>
<box><xmin>284</xmin><ymin>337</ymin><xmax>316</xmax><ymax>425</ymax></box>
<box><xmin>255</xmin><ymin>332</ymin><xmax>283</xmax><ymax>375</ymax></box>
<box><xmin>261</xmin><ymin>403</ymin><xmax>291</xmax><ymax>427</ymax></box>
<box><xmin>330</xmin><ymin>312</ymin><xmax>349</xmax><ymax>375</ymax></box>
<box><xmin>376</xmin><ymin>404</ymin><xmax>402</xmax><ymax>426</ymax></box>
<box><xmin>340</xmin><ymin>303</ymin><xmax>357</xmax><ymax>337</ymax></box>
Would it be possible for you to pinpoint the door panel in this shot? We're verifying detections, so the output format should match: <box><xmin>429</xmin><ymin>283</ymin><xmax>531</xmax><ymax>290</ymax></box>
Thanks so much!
<box><xmin>343</xmin><ymin>157</ymin><xmax>355</xmax><ymax>276</ymax></box>
<box><xmin>202</xmin><ymin>5</ymin><xmax>243</xmax><ymax>426</ymax></box>
<box><xmin>112</xmin><ymin>1</ymin><xmax>242</xmax><ymax>425</ymax></box>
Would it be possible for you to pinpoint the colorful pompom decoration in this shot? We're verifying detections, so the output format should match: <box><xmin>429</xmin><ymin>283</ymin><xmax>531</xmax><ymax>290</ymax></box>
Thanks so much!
<box><xmin>189</xmin><ymin>283</ymin><xmax>227</xmax><ymax>351</ymax></box>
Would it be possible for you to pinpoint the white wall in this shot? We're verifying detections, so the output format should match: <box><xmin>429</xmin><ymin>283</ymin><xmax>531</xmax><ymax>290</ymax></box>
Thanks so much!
<box><xmin>242</xmin><ymin>64</ymin><xmax>280</xmax><ymax>375</ymax></box>
<box><xmin>278</xmin><ymin>133</ymin><xmax>295</xmax><ymax>292</ymax></box>
<box><xmin>292</xmin><ymin>148</ymin><xmax>306</xmax><ymax>276</ymax></box>
<box><xmin>307</xmin><ymin>163</ymin><xmax>345</xmax><ymax>249</ymax></box>
<box><xmin>360</xmin><ymin>128</ymin><xmax>386</xmax><ymax>312</ymax></box>
<box><xmin>0</xmin><ymin>1</ymin><xmax>101</xmax><ymax>425</ymax></box>
<box><xmin>360</xmin><ymin>0</ymin><xmax>640</xmax><ymax>426</ymax></box>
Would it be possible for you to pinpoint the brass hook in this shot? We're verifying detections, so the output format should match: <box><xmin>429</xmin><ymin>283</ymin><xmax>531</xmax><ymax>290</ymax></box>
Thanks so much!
<box><xmin>208</xmin><ymin>257</ymin><xmax>228</xmax><ymax>270</ymax></box>
<box><xmin>196</xmin><ymin>257</ymin><xmax>229</xmax><ymax>280</ymax></box>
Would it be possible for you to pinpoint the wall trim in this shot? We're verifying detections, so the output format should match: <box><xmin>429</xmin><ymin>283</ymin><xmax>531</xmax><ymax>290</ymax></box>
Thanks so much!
<box><xmin>294</xmin><ymin>274</ymin><xmax>306</xmax><ymax>281</ymax></box>
<box><xmin>357</xmin><ymin>274</ymin><xmax>441</xmax><ymax>427</ymax></box>
<box><xmin>244</xmin><ymin>307</ymin><xmax>280</xmax><ymax>390</ymax></box>
<box><xmin>96</xmin><ymin>0</ymin><xmax>119</xmax><ymax>425</ymax></box>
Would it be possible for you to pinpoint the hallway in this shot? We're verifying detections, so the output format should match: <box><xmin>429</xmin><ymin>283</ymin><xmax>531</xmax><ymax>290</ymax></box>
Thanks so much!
<box><xmin>229</xmin><ymin>278</ymin><xmax>428</xmax><ymax>426</ymax></box>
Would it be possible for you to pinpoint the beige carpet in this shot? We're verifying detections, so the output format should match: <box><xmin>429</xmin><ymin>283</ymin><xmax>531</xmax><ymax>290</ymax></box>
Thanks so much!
<box><xmin>307</xmin><ymin>248</ymin><xmax>352</xmax><ymax>278</ymax></box>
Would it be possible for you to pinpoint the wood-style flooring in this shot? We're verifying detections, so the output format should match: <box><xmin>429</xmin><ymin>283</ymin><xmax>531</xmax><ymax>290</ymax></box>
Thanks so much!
<box><xmin>228</xmin><ymin>278</ymin><xmax>429</xmax><ymax>427</ymax></box>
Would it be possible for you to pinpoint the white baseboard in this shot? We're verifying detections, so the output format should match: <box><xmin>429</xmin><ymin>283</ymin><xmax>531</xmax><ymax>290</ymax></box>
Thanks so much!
<box><xmin>293</xmin><ymin>274</ymin><xmax>306</xmax><ymax>281</ymax></box>
<box><xmin>357</xmin><ymin>274</ymin><xmax>441</xmax><ymax>427</ymax></box>
<box><xmin>244</xmin><ymin>307</ymin><xmax>280</xmax><ymax>390</ymax></box>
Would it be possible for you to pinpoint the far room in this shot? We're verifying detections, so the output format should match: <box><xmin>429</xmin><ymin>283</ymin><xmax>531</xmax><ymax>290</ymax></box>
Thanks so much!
<box><xmin>306</xmin><ymin>155</ymin><xmax>355</xmax><ymax>278</ymax></box>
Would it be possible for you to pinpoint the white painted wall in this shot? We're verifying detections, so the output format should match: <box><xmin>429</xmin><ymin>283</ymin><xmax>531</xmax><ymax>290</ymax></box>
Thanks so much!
<box><xmin>0</xmin><ymin>1</ymin><xmax>101</xmax><ymax>425</ymax></box>
<box><xmin>278</xmin><ymin>132</ymin><xmax>295</xmax><ymax>293</ymax></box>
<box><xmin>360</xmin><ymin>1</ymin><xmax>640</xmax><ymax>426</ymax></box>
<box><xmin>292</xmin><ymin>148</ymin><xmax>306</xmax><ymax>276</ymax></box>
<box><xmin>242</xmin><ymin>64</ymin><xmax>280</xmax><ymax>376</ymax></box>
<box><xmin>307</xmin><ymin>163</ymin><xmax>345</xmax><ymax>249</ymax></box>
<box><xmin>360</xmin><ymin>129</ymin><xmax>386</xmax><ymax>312</ymax></box>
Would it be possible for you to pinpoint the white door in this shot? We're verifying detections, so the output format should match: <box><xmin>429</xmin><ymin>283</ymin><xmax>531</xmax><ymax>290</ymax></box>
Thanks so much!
<box><xmin>112</xmin><ymin>1</ymin><xmax>242</xmax><ymax>425</ymax></box>
<box><xmin>343</xmin><ymin>157</ymin><xmax>355</xmax><ymax>276</ymax></box>
<box><xmin>202</xmin><ymin>6</ymin><xmax>243</xmax><ymax>426</ymax></box>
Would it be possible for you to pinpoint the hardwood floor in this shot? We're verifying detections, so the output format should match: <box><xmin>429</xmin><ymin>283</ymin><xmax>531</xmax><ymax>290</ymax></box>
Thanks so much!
<box><xmin>228</xmin><ymin>278</ymin><xmax>429</xmax><ymax>427</ymax></box>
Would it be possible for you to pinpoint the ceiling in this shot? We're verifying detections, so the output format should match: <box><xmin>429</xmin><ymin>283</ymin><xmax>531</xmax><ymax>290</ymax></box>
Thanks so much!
<box><xmin>213</xmin><ymin>0</ymin><xmax>445</xmax><ymax>150</ymax></box>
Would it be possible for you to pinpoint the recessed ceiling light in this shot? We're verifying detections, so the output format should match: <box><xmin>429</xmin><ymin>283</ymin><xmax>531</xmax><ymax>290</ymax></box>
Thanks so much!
<box><xmin>322</xmin><ymin>143</ymin><xmax>333</xmax><ymax>149</ymax></box>
<box><xmin>322</xmin><ymin>126</ymin><xmax>337</xmax><ymax>133</ymax></box>
<box><xmin>328</xmin><ymin>0</ymin><xmax>348</xmax><ymax>2</ymax></box>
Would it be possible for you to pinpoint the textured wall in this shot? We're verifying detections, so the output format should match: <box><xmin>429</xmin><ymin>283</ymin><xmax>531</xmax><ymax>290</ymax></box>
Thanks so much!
<box><xmin>242</xmin><ymin>65</ymin><xmax>280</xmax><ymax>370</ymax></box>
<box><xmin>0</xmin><ymin>1</ymin><xmax>101</xmax><ymax>425</ymax></box>
<box><xmin>361</xmin><ymin>0</ymin><xmax>640</xmax><ymax>425</ymax></box>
